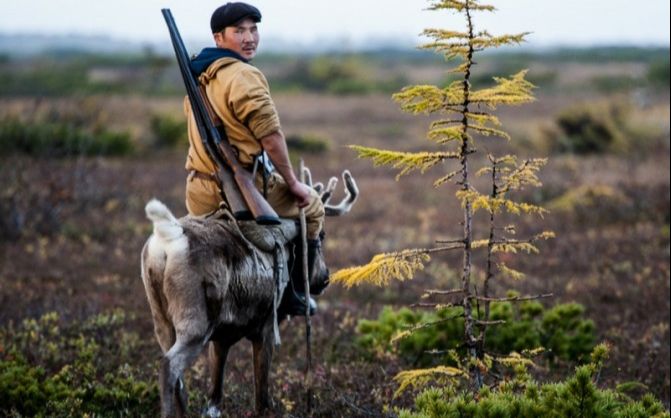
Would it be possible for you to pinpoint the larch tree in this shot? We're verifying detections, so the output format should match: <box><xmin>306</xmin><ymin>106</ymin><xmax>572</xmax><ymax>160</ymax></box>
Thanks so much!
<box><xmin>332</xmin><ymin>0</ymin><xmax>554</xmax><ymax>392</ymax></box>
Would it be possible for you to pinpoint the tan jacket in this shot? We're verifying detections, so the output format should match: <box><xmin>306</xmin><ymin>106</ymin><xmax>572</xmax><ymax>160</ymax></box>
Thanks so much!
<box><xmin>184</xmin><ymin>57</ymin><xmax>281</xmax><ymax>173</ymax></box>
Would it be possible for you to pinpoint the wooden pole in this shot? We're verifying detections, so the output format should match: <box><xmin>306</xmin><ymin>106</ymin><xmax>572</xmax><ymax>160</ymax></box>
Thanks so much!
<box><xmin>299</xmin><ymin>159</ymin><xmax>313</xmax><ymax>413</ymax></box>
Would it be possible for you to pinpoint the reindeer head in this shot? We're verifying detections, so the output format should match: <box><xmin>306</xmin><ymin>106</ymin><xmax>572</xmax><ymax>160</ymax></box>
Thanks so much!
<box><xmin>290</xmin><ymin>168</ymin><xmax>358</xmax><ymax>295</ymax></box>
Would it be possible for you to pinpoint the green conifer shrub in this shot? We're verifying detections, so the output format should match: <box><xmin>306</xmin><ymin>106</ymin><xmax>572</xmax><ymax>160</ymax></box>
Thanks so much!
<box><xmin>396</xmin><ymin>346</ymin><xmax>669</xmax><ymax>418</ymax></box>
<box><xmin>357</xmin><ymin>300</ymin><xmax>595</xmax><ymax>366</ymax></box>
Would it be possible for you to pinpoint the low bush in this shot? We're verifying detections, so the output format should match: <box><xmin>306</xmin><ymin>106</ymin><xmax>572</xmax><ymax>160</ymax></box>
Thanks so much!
<box><xmin>397</xmin><ymin>345</ymin><xmax>669</xmax><ymax>418</ymax></box>
<box><xmin>285</xmin><ymin>133</ymin><xmax>330</xmax><ymax>154</ymax></box>
<box><xmin>150</xmin><ymin>113</ymin><xmax>187</xmax><ymax>149</ymax></box>
<box><xmin>0</xmin><ymin>117</ymin><xmax>133</xmax><ymax>157</ymax></box>
<box><xmin>541</xmin><ymin>99</ymin><xmax>664</xmax><ymax>156</ymax></box>
<box><xmin>268</xmin><ymin>55</ymin><xmax>399</xmax><ymax>94</ymax></box>
<box><xmin>0</xmin><ymin>65</ymin><xmax>89</xmax><ymax>96</ymax></box>
<box><xmin>647</xmin><ymin>58</ymin><xmax>670</xmax><ymax>86</ymax></box>
<box><xmin>548</xmin><ymin>184</ymin><xmax>632</xmax><ymax>225</ymax></box>
<box><xmin>0</xmin><ymin>311</ymin><xmax>159</xmax><ymax>417</ymax></box>
<box><xmin>357</xmin><ymin>298</ymin><xmax>595</xmax><ymax>366</ymax></box>
<box><xmin>547</xmin><ymin>101</ymin><xmax>629</xmax><ymax>154</ymax></box>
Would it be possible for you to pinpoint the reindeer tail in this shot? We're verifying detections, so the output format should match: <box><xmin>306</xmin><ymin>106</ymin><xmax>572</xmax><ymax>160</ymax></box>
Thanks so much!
<box><xmin>145</xmin><ymin>199</ymin><xmax>183</xmax><ymax>242</ymax></box>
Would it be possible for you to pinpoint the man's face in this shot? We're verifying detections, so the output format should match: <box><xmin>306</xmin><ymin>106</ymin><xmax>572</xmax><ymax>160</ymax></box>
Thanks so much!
<box><xmin>214</xmin><ymin>17</ymin><xmax>259</xmax><ymax>60</ymax></box>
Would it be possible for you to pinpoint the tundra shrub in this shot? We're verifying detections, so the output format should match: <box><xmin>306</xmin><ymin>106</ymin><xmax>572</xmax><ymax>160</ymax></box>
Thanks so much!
<box><xmin>150</xmin><ymin>113</ymin><xmax>187</xmax><ymax>149</ymax></box>
<box><xmin>357</xmin><ymin>300</ymin><xmax>595</xmax><ymax>366</ymax></box>
<box><xmin>286</xmin><ymin>133</ymin><xmax>330</xmax><ymax>154</ymax></box>
<box><xmin>647</xmin><ymin>58</ymin><xmax>670</xmax><ymax>86</ymax></box>
<box><xmin>548</xmin><ymin>185</ymin><xmax>633</xmax><ymax>225</ymax></box>
<box><xmin>0</xmin><ymin>117</ymin><xmax>133</xmax><ymax>157</ymax></box>
<box><xmin>274</xmin><ymin>56</ymin><xmax>376</xmax><ymax>94</ymax></box>
<box><xmin>397</xmin><ymin>362</ymin><xmax>669</xmax><ymax>418</ymax></box>
<box><xmin>0</xmin><ymin>311</ymin><xmax>159</xmax><ymax>417</ymax></box>
<box><xmin>548</xmin><ymin>101</ymin><xmax>629</xmax><ymax>154</ymax></box>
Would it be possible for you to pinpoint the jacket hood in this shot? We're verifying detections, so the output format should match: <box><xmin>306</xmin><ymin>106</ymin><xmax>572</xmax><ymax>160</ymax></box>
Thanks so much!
<box><xmin>190</xmin><ymin>47</ymin><xmax>248</xmax><ymax>76</ymax></box>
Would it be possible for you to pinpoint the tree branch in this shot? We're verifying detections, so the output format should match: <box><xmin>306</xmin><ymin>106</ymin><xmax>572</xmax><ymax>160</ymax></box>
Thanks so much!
<box><xmin>423</xmin><ymin>288</ymin><xmax>466</xmax><ymax>297</ymax></box>
<box><xmin>410</xmin><ymin>302</ymin><xmax>463</xmax><ymax>309</ymax></box>
<box><xmin>471</xmin><ymin>293</ymin><xmax>553</xmax><ymax>302</ymax></box>
<box><xmin>474</xmin><ymin>319</ymin><xmax>506</xmax><ymax>326</ymax></box>
<box><xmin>422</xmin><ymin>244</ymin><xmax>465</xmax><ymax>255</ymax></box>
<box><xmin>435</xmin><ymin>238</ymin><xmax>466</xmax><ymax>244</ymax></box>
<box><xmin>400</xmin><ymin>313</ymin><xmax>466</xmax><ymax>334</ymax></box>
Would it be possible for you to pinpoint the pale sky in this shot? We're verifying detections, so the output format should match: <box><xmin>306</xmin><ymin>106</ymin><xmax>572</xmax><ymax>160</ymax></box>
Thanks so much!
<box><xmin>1</xmin><ymin>0</ymin><xmax>669</xmax><ymax>48</ymax></box>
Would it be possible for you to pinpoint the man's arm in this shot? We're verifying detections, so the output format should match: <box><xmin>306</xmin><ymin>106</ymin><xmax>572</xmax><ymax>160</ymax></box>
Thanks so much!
<box><xmin>260</xmin><ymin>130</ymin><xmax>311</xmax><ymax>208</ymax></box>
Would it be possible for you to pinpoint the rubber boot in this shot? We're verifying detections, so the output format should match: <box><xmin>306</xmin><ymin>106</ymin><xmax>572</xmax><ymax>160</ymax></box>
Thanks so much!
<box><xmin>307</xmin><ymin>239</ymin><xmax>329</xmax><ymax>295</ymax></box>
<box><xmin>277</xmin><ymin>239</ymin><xmax>321</xmax><ymax>317</ymax></box>
<box><xmin>278</xmin><ymin>289</ymin><xmax>317</xmax><ymax>318</ymax></box>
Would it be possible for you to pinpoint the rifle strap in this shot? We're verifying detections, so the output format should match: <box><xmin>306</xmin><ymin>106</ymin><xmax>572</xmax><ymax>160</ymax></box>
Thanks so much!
<box><xmin>251</xmin><ymin>152</ymin><xmax>271</xmax><ymax>198</ymax></box>
<box><xmin>272</xmin><ymin>242</ymin><xmax>283</xmax><ymax>347</ymax></box>
<box><xmin>261</xmin><ymin>152</ymin><xmax>269</xmax><ymax>198</ymax></box>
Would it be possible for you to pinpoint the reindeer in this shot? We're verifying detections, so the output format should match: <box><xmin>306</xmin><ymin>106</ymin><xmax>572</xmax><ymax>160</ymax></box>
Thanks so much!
<box><xmin>140</xmin><ymin>169</ymin><xmax>357</xmax><ymax>418</ymax></box>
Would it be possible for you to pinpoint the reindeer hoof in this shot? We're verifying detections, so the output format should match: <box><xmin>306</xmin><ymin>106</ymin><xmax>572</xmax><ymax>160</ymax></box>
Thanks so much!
<box><xmin>202</xmin><ymin>405</ymin><xmax>222</xmax><ymax>418</ymax></box>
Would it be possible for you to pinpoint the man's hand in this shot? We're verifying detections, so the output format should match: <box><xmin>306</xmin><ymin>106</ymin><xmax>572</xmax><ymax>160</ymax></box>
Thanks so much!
<box><xmin>288</xmin><ymin>180</ymin><xmax>311</xmax><ymax>208</ymax></box>
<box><xmin>260</xmin><ymin>130</ymin><xmax>312</xmax><ymax>209</ymax></box>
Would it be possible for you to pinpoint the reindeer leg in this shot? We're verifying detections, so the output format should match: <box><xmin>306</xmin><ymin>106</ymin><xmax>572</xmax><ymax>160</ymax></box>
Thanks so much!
<box><xmin>204</xmin><ymin>340</ymin><xmax>231</xmax><ymax>417</ymax></box>
<box><xmin>176</xmin><ymin>377</ymin><xmax>188</xmax><ymax>417</ymax></box>
<box><xmin>159</xmin><ymin>355</ymin><xmax>176</xmax><ymax>417</ymax></box>
<box><xmin>159</xmin><ymin>339</ymin><xmax>203</xmax><ymax>418</ymax></box>
<box><xmin>251</xmin><ymin>325</ymin><xmax>274</xmax><ymax>414</ymax></box>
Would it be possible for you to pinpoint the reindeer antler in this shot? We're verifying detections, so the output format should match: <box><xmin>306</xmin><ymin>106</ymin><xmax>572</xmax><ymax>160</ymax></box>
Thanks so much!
<box><xmin>302</xmin><ymin>167</ymin><xmax>359</xmax><ymax>216</ymax></box>
<box><xmin>303</xmin><ymin>166</ymin><xmax>317</xmax><ymax>191</ymax></box>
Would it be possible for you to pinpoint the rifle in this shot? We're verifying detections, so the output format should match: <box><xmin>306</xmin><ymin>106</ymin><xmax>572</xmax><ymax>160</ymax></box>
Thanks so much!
<box><xmin>162</xmin><ymin>8</ymin><xmax>280</xmax><ymax>225</ymax></box>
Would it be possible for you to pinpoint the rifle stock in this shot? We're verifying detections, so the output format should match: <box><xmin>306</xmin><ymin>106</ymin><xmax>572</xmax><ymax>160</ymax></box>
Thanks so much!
<box><xmin>162</xmin><ymin>8</ymin><xmax>280</xmax><ymax>225</ymax></box>
<box><xmin>217</xmin><ymin>165</ymin><xmax>250</xmax><ymax>219</ymax></box>
<box><xmin>197</xmin><ymin>85</ymin><xmax>248</xmax><ymax>219</ymax></box>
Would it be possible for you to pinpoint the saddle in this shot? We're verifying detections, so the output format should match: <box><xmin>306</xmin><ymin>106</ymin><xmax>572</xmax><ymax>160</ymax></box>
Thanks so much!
<box><xmin>203</xmin><ymin>205</ymin><xmax>298</xmax><ymax>252</ymax></box>
<box><xmin>237</xmin><ymin>218</ymin><xmax>298</xmax><ymax>252</ymax></box>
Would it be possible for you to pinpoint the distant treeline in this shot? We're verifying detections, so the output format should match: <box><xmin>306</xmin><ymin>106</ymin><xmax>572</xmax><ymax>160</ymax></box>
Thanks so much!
<box><xmin>0</xmin><ymin>46</ymin><xmax>668</xmax><ymax>97</ymax></box>
<box><xmin>486</xmin><ymin>45</ymin><xmax>670</xmax><ymax>64</ymax></box>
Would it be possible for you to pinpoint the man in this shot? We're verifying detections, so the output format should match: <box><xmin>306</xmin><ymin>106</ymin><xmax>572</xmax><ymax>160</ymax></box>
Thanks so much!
<box><xmin>183</xmin><ymin>2</ymin><xmax>325</xmax><ymax>315</ymax></box>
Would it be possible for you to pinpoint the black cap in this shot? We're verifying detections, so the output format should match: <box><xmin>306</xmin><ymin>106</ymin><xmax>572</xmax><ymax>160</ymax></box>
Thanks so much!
<box><xmin>210</xmin><ymin>2</ymin><xmax>262</xmax><ymax>33</ymax></box>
